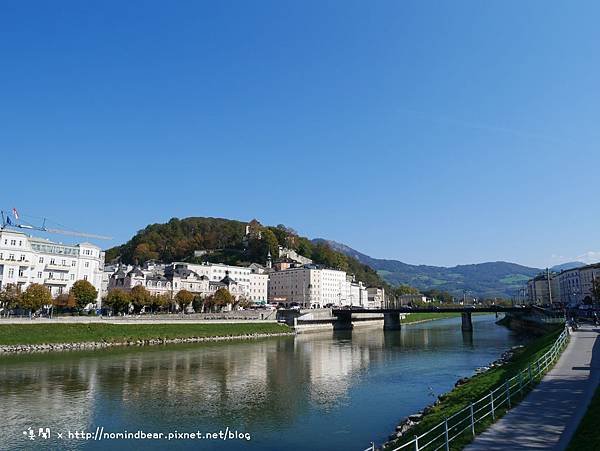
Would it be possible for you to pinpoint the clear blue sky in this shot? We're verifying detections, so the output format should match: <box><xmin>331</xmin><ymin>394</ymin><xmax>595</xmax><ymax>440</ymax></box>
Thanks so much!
<box><xmin>1</xmin><ymin>1</ymin><xmax>598</xmax><ymax>268</ymax></box>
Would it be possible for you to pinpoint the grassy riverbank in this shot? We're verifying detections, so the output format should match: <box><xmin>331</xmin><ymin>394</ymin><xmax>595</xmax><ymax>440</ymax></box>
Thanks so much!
<box><xmin>0</xmin><ymin>323</ymin><xmax>292</xmax><ymax>346</ymax></box>
<box><xmin>384</xmin><ymin>326</ymin><xmax>563</xmax><ymax>450</ymax></box>
<box><xmin>568</xmin><ymin>385</ymin><xmax>600</xmax><ymax>450</ymax></box>
<box><xmin>403</xmin><ymin>312</ymin><xmax>462</xmax><ymax>323</ymax></box>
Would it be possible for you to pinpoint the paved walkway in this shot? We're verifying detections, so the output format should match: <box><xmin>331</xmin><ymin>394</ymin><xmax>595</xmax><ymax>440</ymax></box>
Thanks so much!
<box><xmin>467</xmin><ymin>325</ymin><xmax>600</xmax><ymax>450</ymax></box>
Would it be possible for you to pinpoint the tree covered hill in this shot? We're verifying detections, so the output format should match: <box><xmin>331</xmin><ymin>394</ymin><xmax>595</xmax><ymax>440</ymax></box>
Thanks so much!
<box><xmin>314</xmin><ymin>239</ymin><xmax>542</xmax><ymax>298</ymax></box>
<box><xmin>105</xmin><ymin>217</ymin><xmax>385</xmax><ymax>288</ymax></box>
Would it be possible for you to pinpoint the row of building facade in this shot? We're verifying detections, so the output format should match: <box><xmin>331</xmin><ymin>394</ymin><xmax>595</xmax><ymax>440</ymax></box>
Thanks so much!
<box><xmin>106</xmin><ymin>259</ymin><xmax>384</xmax><ymax>309</ymax></box>
<box><xmin>0</xmin><ymin>227</ymin><xmax>386</xmax><ymax>310</ymax></box>
<box><xmin>526</xmin><ymin>263</ymin><xmax>600</xmax><ymax>307</ymax></box>
<box><xmin>0</xmin><ymin>229</ymin><xmax>104</xmax><ymax>302</ymax></box>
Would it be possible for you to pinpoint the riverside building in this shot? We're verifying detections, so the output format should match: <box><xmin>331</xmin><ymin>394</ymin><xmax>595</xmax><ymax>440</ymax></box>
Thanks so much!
<box><xmin>0</xmin><ymin>229</ymin><xmax>104</xmax><ymax>304</ymax></box>
<box><xmin>526</xmin><ymin>263</ymin><xmax>600</xmax><ymax>307</ymax></box>
<box><xmin>108</xmin><ymin>261</ymin><xmax>269</xmax><ymax>303</ymax></box>
<box><xmin>268</xmin><ymin>265</ymin><xmax>367</xmax><ymax>308</ymax></box>
<box><xmin>527</xmin><ymin>272</ymin><xmax>560</xmax><ymax>305</ymax></box>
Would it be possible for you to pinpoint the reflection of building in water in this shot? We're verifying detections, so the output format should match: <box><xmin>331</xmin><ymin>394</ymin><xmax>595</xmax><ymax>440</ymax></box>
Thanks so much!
<box><xmin>294</xmin><ymin>333</ymin><xmax>372</xmax><ymax>406</ymax></box>
<box><xmin>0</xmin><ymin>360</ymin><xmax>98</xmax><ymax>449</ymax></box>
<box><xmin>97</xmin><ymin>340</ymin><xmax>308</xmax><ymax>430</ymax></box>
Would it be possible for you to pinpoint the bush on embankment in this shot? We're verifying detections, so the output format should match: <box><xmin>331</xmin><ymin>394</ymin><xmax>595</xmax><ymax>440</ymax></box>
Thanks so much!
<box><xmin>384</xmin><ymin>326</ymin><xmax>563</xmax><ymax>450</ymax></box>
<box><xmin>0</xmin><ymin>323</ymin><xmax>292</xmax><ymax>346</ymax></box>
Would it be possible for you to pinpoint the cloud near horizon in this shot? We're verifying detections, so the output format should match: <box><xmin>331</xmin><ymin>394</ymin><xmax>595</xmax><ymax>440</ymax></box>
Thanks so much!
<box><xmin>551</xmin><ymin>251</ymin><xmax>600</xmax><ymax>266</ymax></box>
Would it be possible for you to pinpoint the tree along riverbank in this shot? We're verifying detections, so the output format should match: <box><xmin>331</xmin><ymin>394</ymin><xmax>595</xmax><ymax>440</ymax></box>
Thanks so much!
<box><xmin>382</xmin><ymin>325</ymin><xmax>563</xmax><ymax>450</ymax></box>
<box><xmin>0</xmin><ymin>323</ymin><xmax>293</xmax><ymax>353</ymax></box>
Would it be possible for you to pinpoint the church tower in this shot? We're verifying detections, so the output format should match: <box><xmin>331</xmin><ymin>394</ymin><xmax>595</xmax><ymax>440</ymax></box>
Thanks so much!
<box><xmin>266</xmin><ymin>250</ymin><xmax>272</xmax><ymax>269</ymax></box>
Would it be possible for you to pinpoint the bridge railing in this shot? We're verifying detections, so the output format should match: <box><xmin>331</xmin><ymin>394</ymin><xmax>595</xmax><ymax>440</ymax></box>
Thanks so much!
<box><xmin>364</xmin><ymin>326</ymin><xmax>570</xmax><ymax>451</ymax></box>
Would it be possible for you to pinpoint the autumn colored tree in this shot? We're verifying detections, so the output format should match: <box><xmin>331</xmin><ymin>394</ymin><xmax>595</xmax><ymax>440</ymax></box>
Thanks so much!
<box><xmin>20</xmin><ymin>283</ymin><xmax>52</xmax><ymax>314</ymax></box>
<box><xmin>212</xmin><ymin>288</ymin><xmax>233</xmax><ymax>311</ymax></box>
<box><xmin>237</xmin><ymin>297</ymin><xmax>252</xmax><ymax>310</ymax></box>
<box><xmin>132</xmin><ymin>243</ymin><xmax>159</xmax><ymax>264</ymax></box>
<box><xmin>394</xmin><ymin>285</ymin><xmax>420</xmax><ymax>297</ymax></box>
<box><xmin>175</xmin><ymin>289</ymin><xmax>194</xmax><ymax>313</ymax></box>
<box><xmin>130</xmin><ymin>285</ymin><xmax>152</xmax><ymax>313</ymax></box>
<box><xmin>0</xmin><ymin>283</ymin><xmax>21</xmax><ymax>315</ymax></box>
<box><xmin>148</xmin><ymin>293</ymin><xmax>167</xmax><ymax>313</ymax></box>
<box><xmin>70</xmin><ymin>280</ymin><xmax>99</xmax><ymax>310</ymax></box>
<box><xmin>104</xmin><ymin>289</ymin><xmax>131</xmax><ymax>314</ymax></box>
<box><xmin>53</xmin><ymin>293</ymin><xmax>76</xmax><ymax>311</ymax></box>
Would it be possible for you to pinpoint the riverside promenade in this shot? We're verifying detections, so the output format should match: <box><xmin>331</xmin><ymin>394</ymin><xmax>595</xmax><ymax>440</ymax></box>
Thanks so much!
<box><xmin>467</xmin><ymin>324</ymin><xmax>600</xmax><ymax>451</ymax></box>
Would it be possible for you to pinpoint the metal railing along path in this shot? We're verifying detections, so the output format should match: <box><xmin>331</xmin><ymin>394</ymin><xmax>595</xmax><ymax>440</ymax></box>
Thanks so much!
<box><xmin>363</xmin><ymin>326</ymin><xmax>570</xmax><ymax>451</ymax></box>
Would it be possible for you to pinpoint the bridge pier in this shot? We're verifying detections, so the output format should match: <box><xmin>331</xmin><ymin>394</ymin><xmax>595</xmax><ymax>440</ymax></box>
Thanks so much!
<box><xmin>461</xmin><ymin>312</ymin><xmax>473</xmax><ymax>332</ymax></box>
<box><xmin>333</xmin><ymin>310</ymin><xmax>353</xmax><ymax>330</ymax></box>
<box><xmin>383</xmin><ymin>313</ymin><xmax>402</xmax><ymax>331</ymax></box>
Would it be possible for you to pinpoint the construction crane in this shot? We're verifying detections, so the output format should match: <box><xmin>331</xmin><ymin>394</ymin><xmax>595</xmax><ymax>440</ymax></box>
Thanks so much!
<box><xmin>0</xmin><ymin>208</ymin><xmax>112</xmax><ymax>240</ymax></box>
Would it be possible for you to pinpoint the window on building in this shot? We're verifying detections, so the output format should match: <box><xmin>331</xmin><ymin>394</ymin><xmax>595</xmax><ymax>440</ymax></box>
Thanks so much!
<box><xmin>39</xmin><ymin>257</ymin><xmax>44</xmax><ymax>263</ymax></box>
<box><xmin>50</xmin><ymin>258</ymin><xmax>55</xmax><ymax>265</ymax></box>
<box><xmin>8</xmin><ymin>268</ymin><xmax>14</xmax><ymax>278</ymax></box>
<box><xmin>10</xmin><ymin>240</ymin><xmax>16</xmax><ymax>246</ymax></box>
<box><xmin>83</xmin><ymin>275</ymin><xmax>88</xmax><ymax>281</ymax></box>
<box><xmin>72</xmin><ymin>261</ymin><xmax>76</xmax><ymax>266</ymax></box>
<box><xmin>18</xmin><ymin>268</ymin><xmax>24</xmax><ymax>277</ymax></box>
<box><xmin>38</xmin><ymin>272</ymin><xmax>42</xmax><ymax>278</ymax></box>
<box><xmin>70</xmin><ymin>274</ymin><xmax>75</xmax><ymax>280</ymax></box>
<box><xmin>85</xmin><ymin>262</ymin><xmax>89</xmax><ymax>268</ymax></box>
<box><xmin>48</xmin><ymin>272</ymin><xmax>53</xmax><ymax>279</ymax></box>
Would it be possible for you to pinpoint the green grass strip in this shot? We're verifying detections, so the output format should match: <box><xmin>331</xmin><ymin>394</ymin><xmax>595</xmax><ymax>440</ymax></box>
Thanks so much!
<box><xmin>0</xmin><ymin>322</ymin><xmax>291</xmax><ymax>346</ymax></box>
<box><xmin>568</xmin><ymin>385</ymin><xmax>600</xmax><ymax>451</ymax></box>
<box><xmin>402</xmin><ymin>312</ymin><xmax>462</xmax><ymax>324</ymax></box>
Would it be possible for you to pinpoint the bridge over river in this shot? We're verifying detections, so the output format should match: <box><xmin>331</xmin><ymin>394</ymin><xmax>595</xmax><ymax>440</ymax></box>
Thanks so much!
<box><xmin>276</xmin><ymin>305</ymin><xmax>563</xmax><ymax>331</ymax></box>
<box><xmin>331</xmin><ymin>306</ymin><xmax>533</xmax><ymax>331</ymax></box>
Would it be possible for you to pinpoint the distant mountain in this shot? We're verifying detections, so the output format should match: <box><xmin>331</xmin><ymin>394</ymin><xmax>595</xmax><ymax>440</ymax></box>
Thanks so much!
<box><xmin>313</xmin><ymin>239</ymin><xmax>542</xmax><ymax>298</ymax></box>
<box><xmin>550</xmin><ymin>262</ymin><xmax>585</xmax><ymax>272</ymax></box>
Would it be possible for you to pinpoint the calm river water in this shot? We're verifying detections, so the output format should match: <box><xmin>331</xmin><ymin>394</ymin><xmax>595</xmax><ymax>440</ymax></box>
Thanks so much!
<box><xmin>0</xmin><ymin>315</ymin><xmax>531</xmax><ymax>451</ymax></box>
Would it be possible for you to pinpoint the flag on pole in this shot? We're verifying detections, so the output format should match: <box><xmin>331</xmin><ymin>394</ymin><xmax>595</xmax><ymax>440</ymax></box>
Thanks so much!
<box><xmin>12</xmin><ymin>208</ymin><xmax>19</xmax><ymax>220</ymax></box>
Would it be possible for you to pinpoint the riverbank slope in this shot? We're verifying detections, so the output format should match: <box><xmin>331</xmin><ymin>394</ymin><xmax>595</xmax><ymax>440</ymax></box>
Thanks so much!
<box><xmin>383</xmin><ymin>326</ymin><xmax>563</xmax><ymax>450</ymax></box>
<box><xmin>0</xmin><ymin>322</ymin><xmax>293</xmax><ymax>353</ymax></box>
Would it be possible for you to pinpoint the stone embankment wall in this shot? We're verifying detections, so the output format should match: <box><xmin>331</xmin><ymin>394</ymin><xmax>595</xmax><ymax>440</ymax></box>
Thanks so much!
<box><xmin>0</xmin><ymin>332</ymin><xmax>295</xmax><ymax>354</ymax></box>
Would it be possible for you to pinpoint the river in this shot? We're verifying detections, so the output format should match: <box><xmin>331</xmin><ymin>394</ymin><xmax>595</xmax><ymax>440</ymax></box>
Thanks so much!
<box><xmin>0</xmin><ymin>315</ymin><xmax>531</xmax><ymax>450</ymax></box>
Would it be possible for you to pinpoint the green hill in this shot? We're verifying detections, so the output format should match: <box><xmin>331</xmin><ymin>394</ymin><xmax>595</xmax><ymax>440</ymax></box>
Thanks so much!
<box><xmin>314</xmin><ymin>239</ymin><xmax>541</xmax><ymax>298</ymax></box>
<box><xmin>105</xmin><ymin>217</ymin><xmax>385</xmax><ymax>288</ymax></box>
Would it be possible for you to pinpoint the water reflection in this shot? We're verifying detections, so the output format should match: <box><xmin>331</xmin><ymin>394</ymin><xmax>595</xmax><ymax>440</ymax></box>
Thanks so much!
<box><xmin>0</xmin><ymin>316</ymin><xmax>530</xmax><ymax>451</ymax></box>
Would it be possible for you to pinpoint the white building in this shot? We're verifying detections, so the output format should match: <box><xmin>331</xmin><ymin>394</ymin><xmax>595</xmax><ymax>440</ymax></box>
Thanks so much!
<box><xmin>278</xmin><ymin>246</ymin><xmax>313</xmax><ymax>265</ymax></box>
<box><xmin>579</xmin><ymin>264</ymin><xmax>600</xmax><ymax>304</ymax></box>
<box><xmin>268</xmin><ymin>265</ymin><xmax>352</xmax><ymax>308</ymax></box>
<box><xmin>554</xmin><ymin>264</ymin><xmax>600</xmax><ymax>306</ymax></box>
<box><xmin>176</xmin><ymin>262</ymin><xmax>269</xmax><ymax>303</ymax></box>
<box><xmin>527</xmin><ymin>272</ymin><xmax>559</xmax><ymax>305</ymax></box>
<box><xmin>0</xmin><ymin>229</ymin><xmax>104</xmax><ymax>304</ymax></box>
<box><xmin>108</xmin><ymin>261</ymin><xmax>269</xmax><ymax>303</ymax></box>
<box><xmin>366</xmin><ymin>287</ymin><xmax>385</xmax><ymax>309</ymax></box>
<box><xmin>346</xmin><ymin>275</ymin><xmax>369</xmax><ymax>307</ymax></box>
